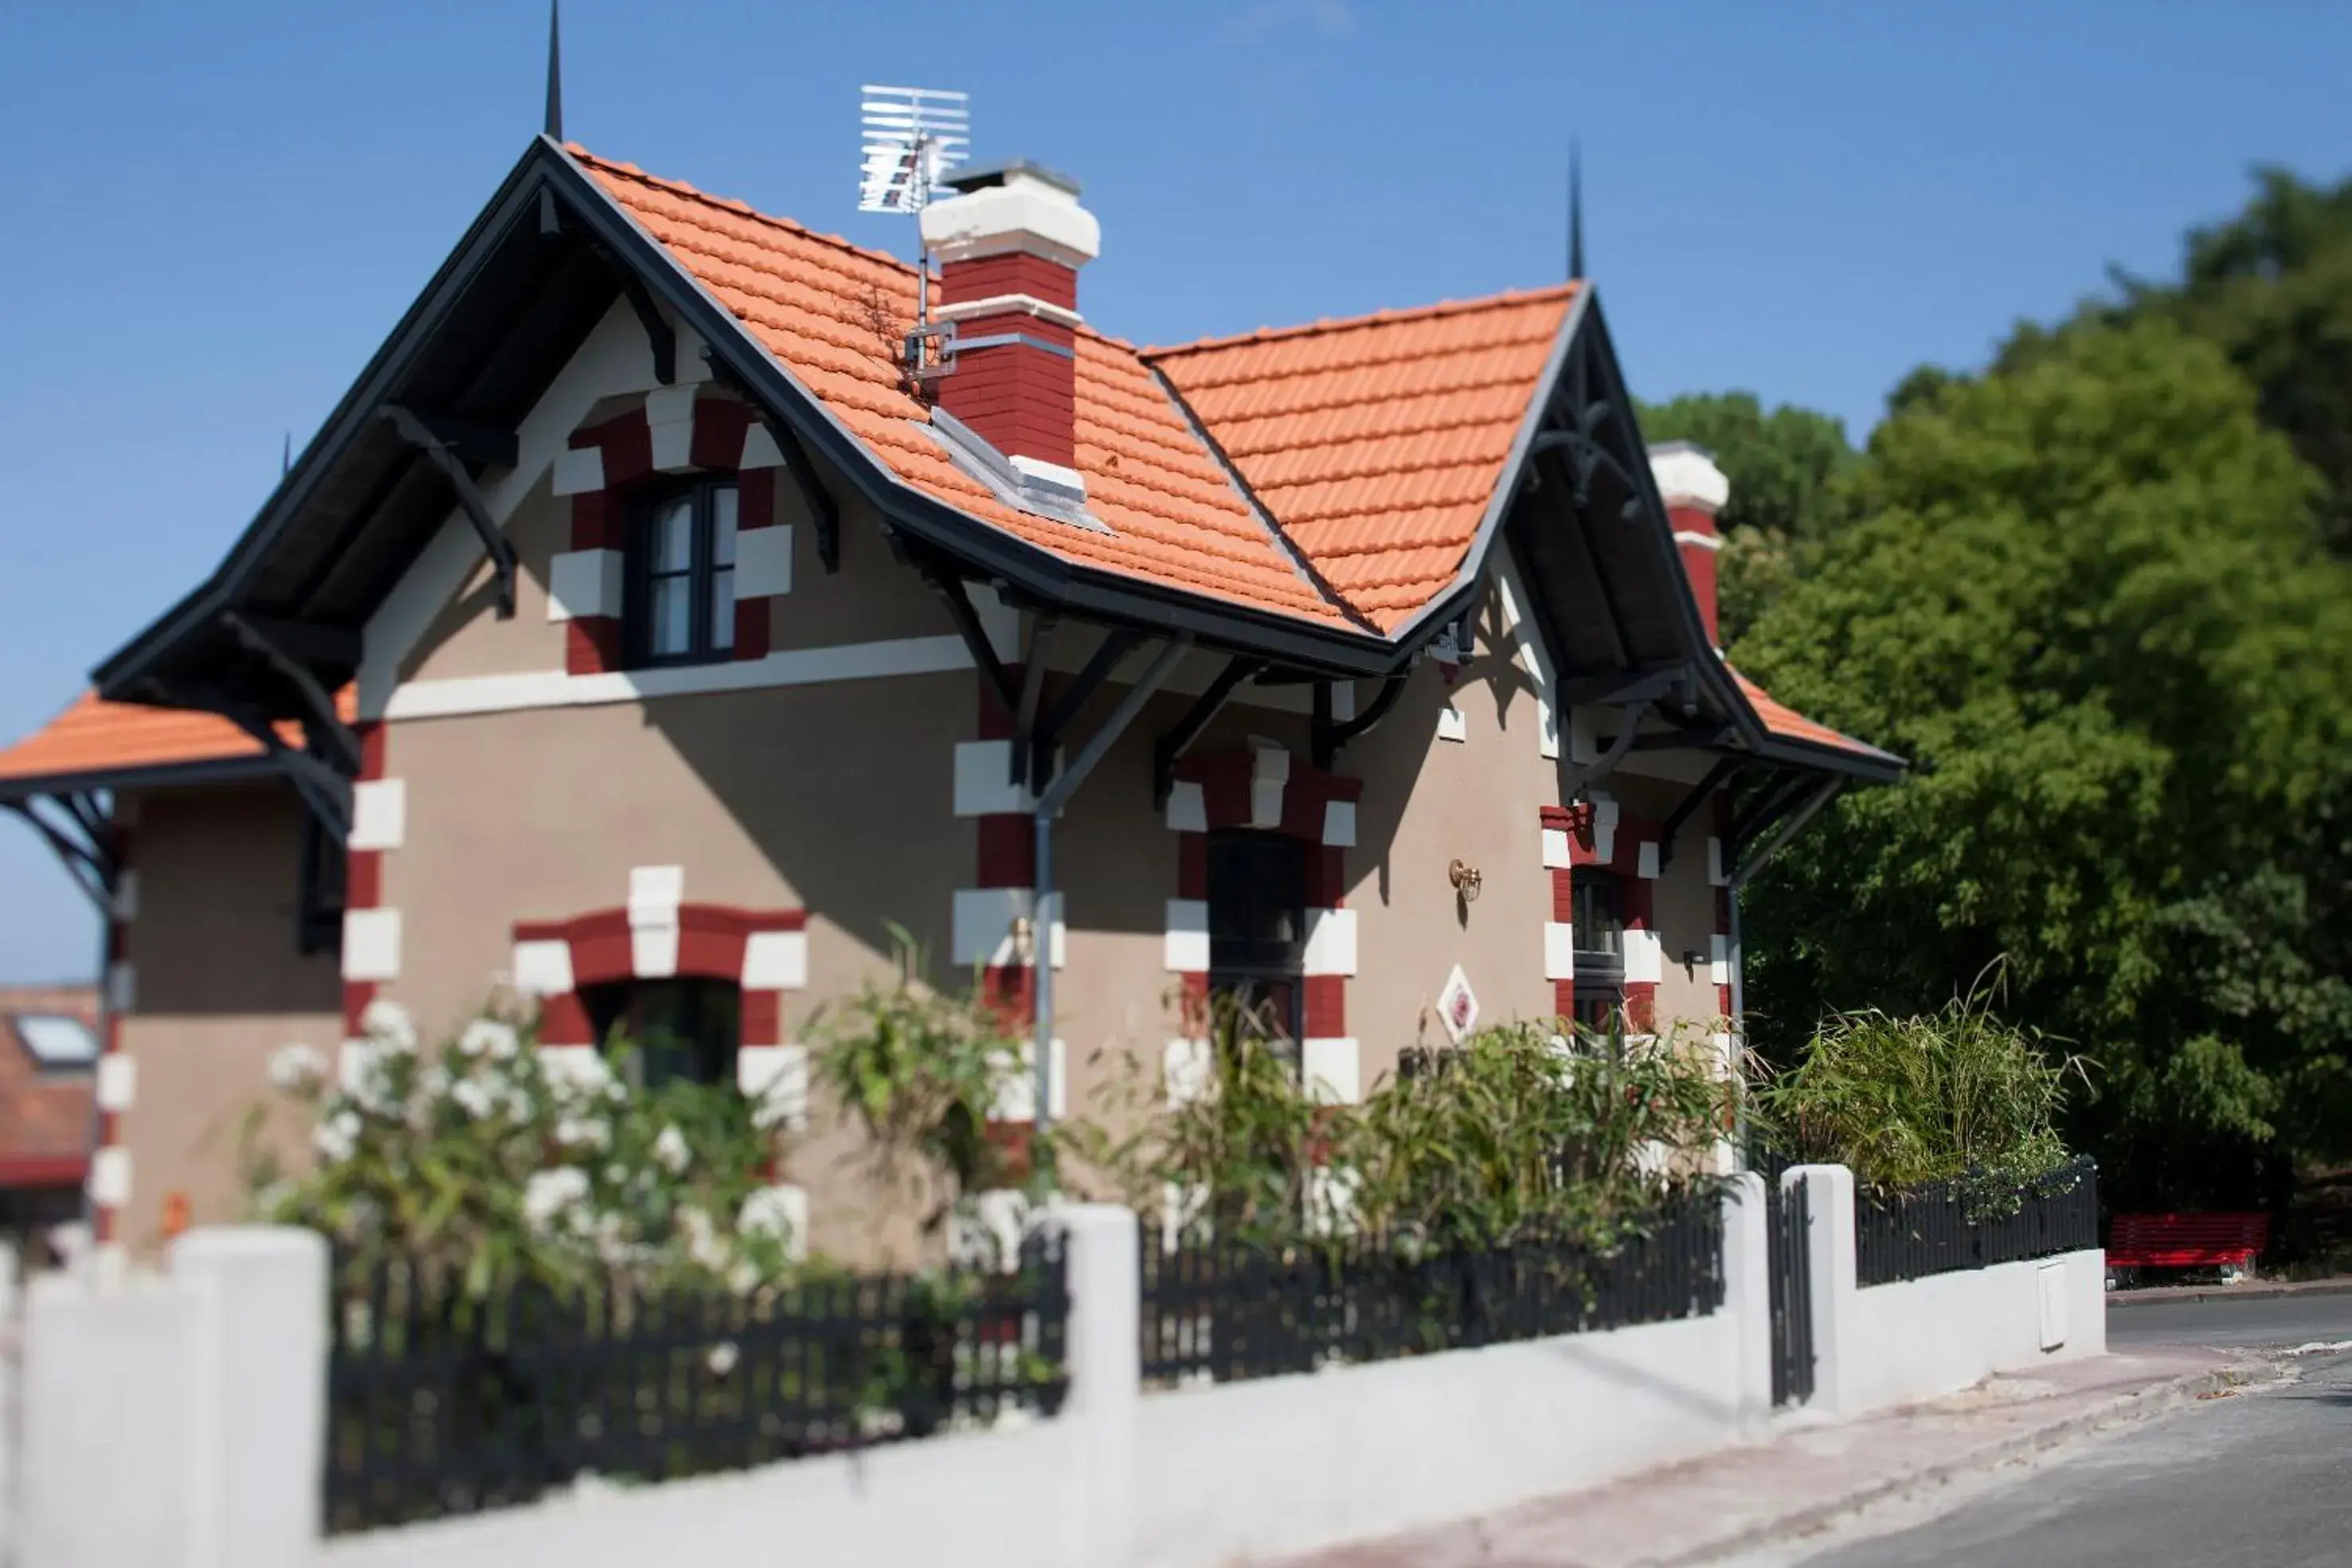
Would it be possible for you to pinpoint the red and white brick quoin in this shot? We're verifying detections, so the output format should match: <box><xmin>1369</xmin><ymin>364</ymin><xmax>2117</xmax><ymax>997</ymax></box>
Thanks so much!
<box><xmin>548</xmin><ymin>389</ymin><xmax>796</xmax><ymax>674</ymax></box>
<box><xmin>1163</xmin><ymin>742</ymin><xmax>1362</xmax><ymax>1107</ymax></box>
<box><xmin>85</xmin><ymin>819</ymin><xmax>140</xmax><ymax>1249</ymax></box>
<box><xmin>1539</xmin><ymin>792</ymin><xmax>1664</xmax><ymax>1030</ymax></box>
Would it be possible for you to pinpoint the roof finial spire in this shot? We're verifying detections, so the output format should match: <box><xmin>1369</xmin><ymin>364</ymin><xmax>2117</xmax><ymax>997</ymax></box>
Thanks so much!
<box><xmin>1568</xmin><ymin>139</ymin><xmax>1585</xmax><ymax>281</ymax></box>
<box><xmin>544</xmin><ymin>0</ymin><xmax>564</xmax><ymax>142</ymax></box>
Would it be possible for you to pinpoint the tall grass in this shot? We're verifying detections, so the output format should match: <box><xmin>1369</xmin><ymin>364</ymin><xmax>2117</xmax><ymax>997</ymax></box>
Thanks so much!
<box><xmin>1749</xmin><ymin>968</ymin><xmax>2088</xmax><ymax>1190</ymax></box>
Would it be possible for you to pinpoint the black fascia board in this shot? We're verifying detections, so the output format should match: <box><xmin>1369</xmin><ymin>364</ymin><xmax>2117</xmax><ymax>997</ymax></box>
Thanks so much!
<box><xmin>0</xmin><ymin>755</ymin><xmax>282</xmax><ymax>805</ymax></box>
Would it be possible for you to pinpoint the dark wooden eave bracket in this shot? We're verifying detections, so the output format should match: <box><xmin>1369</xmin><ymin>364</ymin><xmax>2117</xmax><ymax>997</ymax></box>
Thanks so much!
<box><xmin>1312</xmin><ymin>671</ymin><xmax>1407</xmax><ymax>771</ymax></box>
<box><xmin>2</xmin><ymin>794</ymin><xmax>117</xmax><ymax>913</ymax></box>
<box><xmin>745</xmin><ymin>405</ymin><xmax>842</xmax><ymax>574</ymax></box>
<box><xmin>1154</xmin><ymin>655</ymin><xmax>1262</xmax><ymax>808</ymax></box>
<box><xmin>381</xmin><ymin>405</ymin><xmax>519</xmax><ymax>619</ymax></box>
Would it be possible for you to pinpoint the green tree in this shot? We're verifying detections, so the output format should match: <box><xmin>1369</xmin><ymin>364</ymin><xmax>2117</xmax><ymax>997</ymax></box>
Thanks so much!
<box><xmin>1736</xmin><ymin>317</ymin><xmax>2352</xmax><ymax>1212</ymax></box>
<box><xmin>2084</xmin><ymin>168</ymin><xmax>2352</xmax><ymax>553</ymax></box>
<box><xmin>1637</xmin><ymin>392</ymin><xmax>1857</xmax><ymax>641</ymax></box>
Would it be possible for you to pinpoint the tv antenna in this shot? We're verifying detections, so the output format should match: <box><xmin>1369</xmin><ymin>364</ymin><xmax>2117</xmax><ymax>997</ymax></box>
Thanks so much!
<box><xmin>859</xmin><ymin>84</ymin><xmax>969</xmax><ymax>382</ymax></box>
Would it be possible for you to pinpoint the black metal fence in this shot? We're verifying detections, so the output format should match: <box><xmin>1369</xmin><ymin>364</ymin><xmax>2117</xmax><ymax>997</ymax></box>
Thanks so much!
<box><xmin>323</xmin><ymin>1235</ymin><xmax>1069</xmax><ymax>1535</ymax></box>
<box><xmin>1139</xmin><ymin>1194</ymin><xmax>1724</xmax><ymax>1386</ymax></box>
<box><xmin>1855</xmin><ymin>1156</ymin><xmax>2100</xmax><ymax>1287</ymax></box>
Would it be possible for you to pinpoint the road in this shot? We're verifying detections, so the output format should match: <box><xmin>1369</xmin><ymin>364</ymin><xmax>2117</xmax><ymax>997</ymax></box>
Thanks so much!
<box><xmin>1797</xmin><ymin>1291</ymin><xmax>2352</xmax><ymax>1567</ymax></box>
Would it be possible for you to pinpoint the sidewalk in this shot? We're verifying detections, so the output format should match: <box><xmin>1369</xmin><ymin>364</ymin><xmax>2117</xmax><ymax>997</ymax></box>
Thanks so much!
<box><xmin>1280</xmin><ymin>1348</ymin><xmax>2264</xmax><ymax>1568</ymax></box>
<box><xmin>2106</xmin><ymin>1275</ymin><xmax>2352</xmax><ymax>1308</ymax></box>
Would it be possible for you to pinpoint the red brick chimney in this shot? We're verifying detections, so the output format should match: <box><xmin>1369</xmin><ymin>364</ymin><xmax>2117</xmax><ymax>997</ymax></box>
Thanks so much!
<box><xmin>919</xmin><ymin>161</ymin><xmax>1100</xmax><ymax>493</ymax></box>
<box><xmin>1648</xmin><ymin>442</ymin><xmax>1731</xmax><ymax>647</ymax></box>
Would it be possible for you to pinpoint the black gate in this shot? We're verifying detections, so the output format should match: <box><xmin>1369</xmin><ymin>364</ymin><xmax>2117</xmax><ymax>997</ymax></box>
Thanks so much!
<box><xmin>1767</xmin><ymin>1173</ymin><xmax>1816</xmax><ymax>1407</ymax></box>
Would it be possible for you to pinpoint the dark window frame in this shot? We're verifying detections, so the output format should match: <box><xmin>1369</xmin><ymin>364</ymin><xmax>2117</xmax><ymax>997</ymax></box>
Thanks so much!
<box><xmin>1571</xmin><ymin>865</ymin><xmax>1627</xmax><ymax>1033</ymax></box>
<box><xmin>624</xmin><ymin>476</ymin><xmax>741</xmax><ymax>669</ymax></box>
<box><xmin>581</xmin><ymin>976</ymin><xmax>743</xmax><ymax>1092</ymax></box>
<box><xmin>295</xmin><ymin>812</ymin><xmax>346</xmax><ymax>958</ymax></box>
<box><xmin>1205</xmin><ymin>827</ymin><xmax>1308</xmax><ymax>1044</ymax></box>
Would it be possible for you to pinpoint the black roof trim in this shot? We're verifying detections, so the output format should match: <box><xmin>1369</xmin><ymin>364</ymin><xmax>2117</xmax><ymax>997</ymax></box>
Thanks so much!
<box><xmin>0</xmin><ymin>755</ymin><xmax>281</xmax><ymax>804</ymax></box>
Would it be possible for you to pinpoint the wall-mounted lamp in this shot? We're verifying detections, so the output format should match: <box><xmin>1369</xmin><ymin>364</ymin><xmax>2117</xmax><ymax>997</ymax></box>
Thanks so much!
<box><xmin>1447</xmin><ymin>859</ymin><xmax>1484</xmax><ymax>902</ymax></box>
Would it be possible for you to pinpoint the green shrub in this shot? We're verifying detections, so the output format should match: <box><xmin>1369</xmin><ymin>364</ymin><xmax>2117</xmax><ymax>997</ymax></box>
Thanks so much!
<box><xmin>1749</xmin><ymin>969</ymin><xmax>2088</xmax><ymax>1189</ymax></box>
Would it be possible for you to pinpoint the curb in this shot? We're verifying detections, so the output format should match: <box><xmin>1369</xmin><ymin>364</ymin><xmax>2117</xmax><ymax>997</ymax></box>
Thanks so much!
<box><xmin>1646</xmin><ymin>1361</ymin><xmax>2278</xmax><ymax>1567</ymax></box>
<box><xmin>2107</xmin><ymin>1278</ymin><xmax>2352</xmax><ymax>1309</ymax></box>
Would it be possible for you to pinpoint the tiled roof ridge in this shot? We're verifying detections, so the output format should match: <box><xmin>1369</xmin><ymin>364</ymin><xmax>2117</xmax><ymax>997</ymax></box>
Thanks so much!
<box><xmin>1140</xmin><ymin>282</ymin><xmax>1580</xmax><ymax>360</ymax></box>
<box><xmin>568</xmin><ymin>145</ymin><xmax>927</xmax><ymax>283</ymax></box>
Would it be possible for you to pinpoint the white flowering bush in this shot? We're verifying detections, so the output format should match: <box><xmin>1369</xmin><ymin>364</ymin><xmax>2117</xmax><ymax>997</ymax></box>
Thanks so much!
<box><xmin>244</xmin><ymin>999</ymin><xmax>803</xmax><ymax>1301</ymax></box>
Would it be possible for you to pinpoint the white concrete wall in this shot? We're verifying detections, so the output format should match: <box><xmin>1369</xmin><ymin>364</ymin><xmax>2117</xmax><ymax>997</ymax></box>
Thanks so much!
<box><xmin>1131</xmin><ymin>1309</ymin><xmax>1744</xmax><ymax>1568</ymax></box>
<box><xmin>1840</xmin><ymin>1249</ymin><xmax>2107</xmax><ymax>1414</ymax></box>
<box><xmin>1784</xmin><ymin>1161</ymin><xmax>2107</xmax><ymax>1417</ymax></box>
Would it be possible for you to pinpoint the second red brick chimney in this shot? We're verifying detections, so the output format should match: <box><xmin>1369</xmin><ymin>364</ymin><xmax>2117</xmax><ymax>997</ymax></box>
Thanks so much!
<box><xmin>1648</xmin><ymin>442</ymin><xmax>1731</xmax><ymax>647</ymax></box>
<box><xmin>919</xmin><ymin>161</ymin><xmax>1100</xmax><ymax>493</ymax></box>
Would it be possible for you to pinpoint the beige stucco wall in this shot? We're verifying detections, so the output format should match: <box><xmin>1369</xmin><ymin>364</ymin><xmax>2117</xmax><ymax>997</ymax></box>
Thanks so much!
<box><xmin>112</xmin><ymin>783</ymin><xmax>342</xmax><ymax>1250</ymax></box>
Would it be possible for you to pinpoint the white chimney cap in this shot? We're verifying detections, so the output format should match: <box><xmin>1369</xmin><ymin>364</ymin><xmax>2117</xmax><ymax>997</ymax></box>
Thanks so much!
<box><xmin>1647</xmin><ymin>441</ymin><xmax>1730</xmax><ymax>514</ymax></box>
<box><xmin>920</xmin><ymin>160</ymin><xmax>1101</xmax><ymax>268</ymax></box>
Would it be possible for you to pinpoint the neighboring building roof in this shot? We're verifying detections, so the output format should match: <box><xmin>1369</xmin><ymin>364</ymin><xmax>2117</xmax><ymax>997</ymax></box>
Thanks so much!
<box><xmin>0</xmin><ymin>984</ymin><xmax>96</xmax><ymax>1189</ymax></box>
<box><xmin>1148</xmin><ymin>287</ymin><xmax>1578</xmax><ymax>633</ymax></box>
<box><xmin>0</xmin><ymin>689</ymin><xmax>350</xmax><ymax>796</ymax></box>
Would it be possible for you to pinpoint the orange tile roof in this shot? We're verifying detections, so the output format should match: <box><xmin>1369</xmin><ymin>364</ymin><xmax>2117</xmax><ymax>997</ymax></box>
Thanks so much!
<box><xmin>1731</xmin><ymin>670</ymin><xmax>1897</xmax><ymax>762</ymax></box>
<box><xmin>0</xmin><ymin>690</ymin><xmax>351</xmax><ymax>788</ymax></box>
<box><xmin>580</xmin><ymin>152</ymin><xmax>1348</xmax><ymax>628</ymax></box>
<box><xmin>1145</xmin><ymin>288</ymin><xmax>1575</xmax><ymax>632</ymax></box>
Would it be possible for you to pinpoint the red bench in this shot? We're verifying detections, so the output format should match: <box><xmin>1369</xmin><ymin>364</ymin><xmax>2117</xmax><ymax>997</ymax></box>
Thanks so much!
<box><xmin>2107</xmin><ymin>1213</ymin><xmax>2269</xmax><ymax>1278</ymax></box>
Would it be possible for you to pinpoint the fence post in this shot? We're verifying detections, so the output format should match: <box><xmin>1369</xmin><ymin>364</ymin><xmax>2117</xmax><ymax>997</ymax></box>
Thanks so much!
<box><xmin>1047</xmin><ymin>1202</ymin><xmax>1139</xmax><ymax>1568</ymax></box>
<box><xmin>1784</xmin><ymin>1165</ymin><xmax>1856</xmax><ymax>1416</ymax></box>
<box><xmin>169</xmin><ymin>1226</ymin><xmax>329</xmax><ymax>1568</ymax></box>
<box><xmin>1717</xmin><ymin>1172</ymin><xmax>1771</xmax><ymax>1431</ymax></box>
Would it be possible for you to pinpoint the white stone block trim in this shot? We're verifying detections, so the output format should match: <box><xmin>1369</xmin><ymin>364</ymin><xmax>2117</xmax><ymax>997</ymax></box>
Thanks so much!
<box><xmin>733</xmin><ymin>523</ymin><xmax>794</xmax><ymax>599</ymax></box>
<box><xmin>87</xmin><ymin>1147</ymin><xmax>131</xmax><ymax>1209</ymax></box>
<box><xmin>739</xmin><ymin>421</ymin><xmax>786</xmax><ymax>471</ymax></box>
<box><xmin>952</xmin><ymin>887</ymin><xmax>1065</xmax><ymax>970</ymax></box>
<box><xmin>1329</xmin><ymin>680</ymin><xmax>1357</xmax><ymax>722</ymax></box>
<box><xmin>1301</xmin><ymin>907</ymin><xmax>1358</xmax><ymax>977</ymax></box>
<box><xmin>1164</xmin><ymin>899</ymin><xmax>1211</xmax><ymax>973</ymax></box>
<box><xmin>1592</xmin><ymin>795</ymin><xmax>1620</xmax><ymax>864</ymax></box>
<box><xmin>550</xmin><ymin>444</ymin><xmax>605</xmax><ymax>497</ymax></box>
<box><xmin>95</xmin><ymin>1052</ymin><xmax>137</xmax><ymax>1113</ymax></box>
<box><xmin>1708</xmin><ymin>835</ymin><xmax>1727</xmax><ymax>887</ymax></box>
<box><xmin>1322</xmin><ymin>800</ymin><xmax>1357</xmax><ymax>848</ymax></box>
<box><xmin>511</xmin><ymin>939</ymin><xmax>577</xmax><ymax>999</ymax></box>
<box><xmin>632</xmin><ymin>925</ymin><xmax>681</xmax><ymax>981</ymax></box>
<box><xmin>110</xmin><ymin>868</ymin><xmax>139</xmax><ymax>921</ymax></box>
<box><xmin>1673</xmin><ymin>530</ymin><xmax>1724</xmax><ymax>553</ymax></box>
<box><xmin>1437</xmin><ymin>705</ymin><xmax>1468</xmax><ymax>743</ymax></box>
<box><xmin>1542</xmin><ymin>827</ymin><xmax>1573</xmax><ymax>869</ymax></box>
<box><xmin>1709</xmin><ymin>933</ymin><xmax>1732</xmax><ymax>987</ymax></box>
<box><xmin>953</xmin><ymin>739</ymin><xmax>1036</xmax><ymax>818</ymax></box>
<box><xmin>737</xmin><ymin>1044</ymin><xmax>808</xmax><ymax>1131</ymax></box>
<box><xmin>644</xmin><ymin>385</ymin><xmax>702</xmax><ymax>474</ymax></box>
<box><xmin>1246</xmin><ymin>743</ymin><xmax>1289</xmax><ymax>828</ymax></box>
<box><xmin>347</xmin><ymin>778</ymin><xmax>408</xmax><ymax>852</ymax></box>
<box><xmin>989</xmin><ymin>1038</ymin><xmax>1069</xmax><ymax>1123</ymax></box>
<box><xmin>628</xmin><ymin>865</ymin><xmax>685</xmax><ymax>925</ymax></box>
<box><xmin>1165</xmin><ymin>780</ymin><xmax>1208</xmax><ymax>834</ymax></box>
<box><xmin>1637</xmin><ymin>841</ymin><xmax>1661</xmax><ymax>881</ymax></box>
<box><xmin>1164</xmin><ymin>1037</ymin><xmax>1213</xmax><ymax>1107</ymax></box>
<box><xmin>932</xmin><ymin>291</ymin><xmax>1087</xmax><ymax>330</ymax></box>
<box><xmin>1302</xmin><ymin>1037</ymin><xmax>1361</xmax><ymax>1106</ymax></box>
<box><xmin>741</xmin><ymin>930</ymin><xmax>809</xmax><ymax>991</ymax></box>
<box><xmin>546</xmin><ymin>549</ymin><xmax>626</xmax><ymax>621</ymax></box>
<box><xmin>104</xmin><ymin>960</ymin><xmax>136</xmax><ymax>1015</ymax></box>
<box><xmin>340</xmin><ymin>910</ymin><xmax>402</xmax><ymax>983</ymax></box>
<box><xmin>1624</xmin><ymin>927</ymin><xmax>1664</xmax><ymax>985</ymax></box>
<box><xmin>1544</xmin><ymin>922</ymin><xmax>1577</xmax><ymax>981</ymax></box>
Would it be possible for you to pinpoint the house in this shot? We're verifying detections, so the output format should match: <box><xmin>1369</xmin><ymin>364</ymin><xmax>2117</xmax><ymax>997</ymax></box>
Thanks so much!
<box><xmin>0</xmin><ymin>983</ymin><xmax>100</xmax><ymax>1248</ymax></box>
<box><xmin>0</xmin><ymin>135</ymin><xmax>1900</xmax><ymax>1260</ymax></box>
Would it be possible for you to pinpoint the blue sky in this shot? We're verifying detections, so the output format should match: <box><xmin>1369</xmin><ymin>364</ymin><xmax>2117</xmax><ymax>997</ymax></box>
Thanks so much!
<box><xmin>2</xmin><ymin>1</ymin><xmax>2349</xmax><ymax>981</ymax></box>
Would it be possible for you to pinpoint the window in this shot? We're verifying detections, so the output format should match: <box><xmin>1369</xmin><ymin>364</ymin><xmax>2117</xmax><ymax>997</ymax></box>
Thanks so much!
<box><xmin>7</xmin><ymin>1014</ymin><xmax>96</xmax><ymax>1073</ymax></box>
<box><xmin>1571</xmin><ymin>866</ymin><xmax>1626</xmax><ymax>1034</ymax></box>
<box><xmin>627</xmin><ymin>479</ymin><xmax>738</xmax><ymax>667</ymax></box>
<box><xmin>582</xmin><ymin>978</ymin><xmax>741</xmax><ymax>1089</ymax></box>
<box><xmin>295</xmin><ymin>813</ymin><xmax>346</xmax><ymax>957</ymax></box>
<box><xmin>1206</xmin><ymin>829</ymin><xmax>1306</xmax><ymax>1042</ymax></box>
